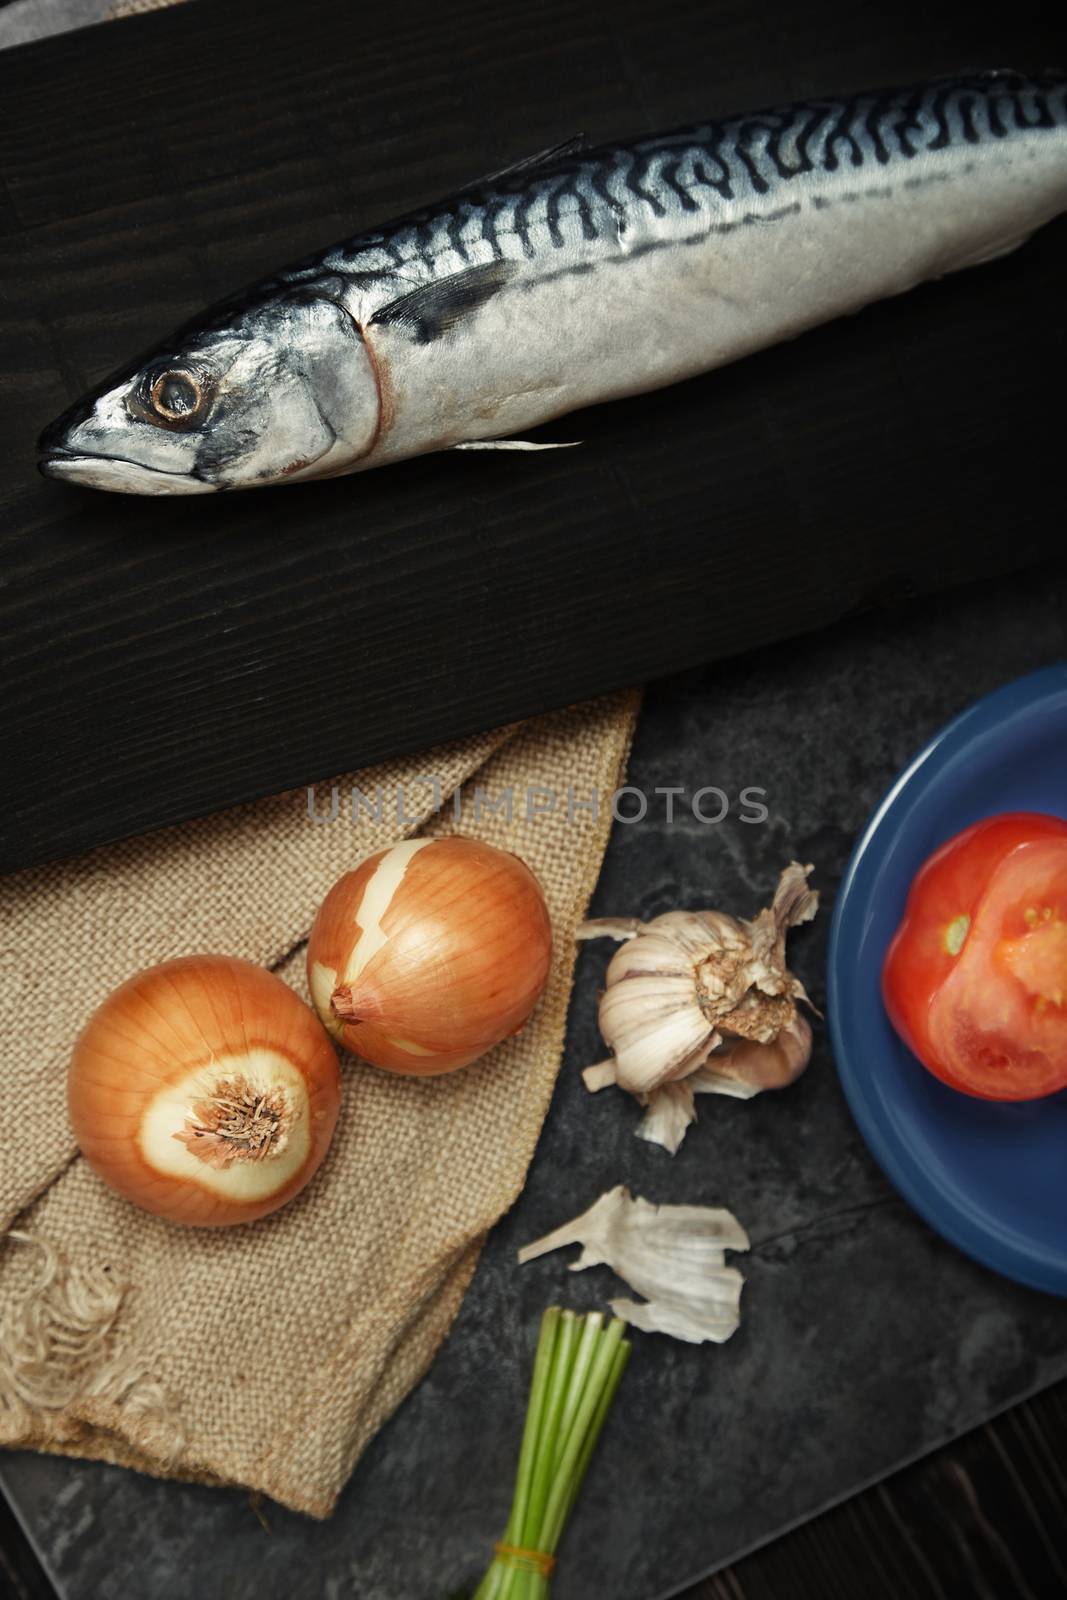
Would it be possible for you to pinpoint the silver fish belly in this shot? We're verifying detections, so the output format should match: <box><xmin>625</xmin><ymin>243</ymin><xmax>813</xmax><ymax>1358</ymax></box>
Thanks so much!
<box><xmin>38</xmin><ymin>70</ymin><xmax>1067</xmax><ymax>494</ymax></box>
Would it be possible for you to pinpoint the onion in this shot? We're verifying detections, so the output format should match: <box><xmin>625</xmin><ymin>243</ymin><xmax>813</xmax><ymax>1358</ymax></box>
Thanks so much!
<box><xmin>69</xmin><ymin>955</ymin><xmax>341</xmax><ymax>1228</ymax></box>
<box><xmin>307</xmin><ymin>837</ymin><xmax>553</xmax><ymax>1075</ymax></box>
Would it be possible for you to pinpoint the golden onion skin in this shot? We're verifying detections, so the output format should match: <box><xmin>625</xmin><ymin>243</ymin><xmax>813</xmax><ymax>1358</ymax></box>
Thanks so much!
<box><xmin>307</xmin><ymin>837</ymin><xmax>553</xmax><ymax>1075</ymax></box>
<box><xmin>69</xmin><ymin>955</ymin><xmax>341</xmax><ymax>1227</ymax></box>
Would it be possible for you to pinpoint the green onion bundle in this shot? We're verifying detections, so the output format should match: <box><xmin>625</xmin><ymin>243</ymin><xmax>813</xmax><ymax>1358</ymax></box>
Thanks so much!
<box><xmin>473</xmin><ymin>1307</ymin><xmax>631</xmax><ymax>1599</ymax></box>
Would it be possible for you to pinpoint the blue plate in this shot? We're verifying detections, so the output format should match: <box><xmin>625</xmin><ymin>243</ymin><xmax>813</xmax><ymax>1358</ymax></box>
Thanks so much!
<box><xmin>827</xmin><ymin>664</ymin><xmax>1067</xmax><ymax>1296</ymax></box>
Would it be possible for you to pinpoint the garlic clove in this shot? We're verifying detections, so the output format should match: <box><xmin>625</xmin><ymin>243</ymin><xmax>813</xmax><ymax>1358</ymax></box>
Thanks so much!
<box><xmin>603</xmin><ymin>927</ymin><xmax>705</xmax><ymax>982</ymax></box>
<box><xmin>519</xmin><ymin>1186</ymin><xmax>749</xmax><ymax>1346</ymax></box>
<box><xmin>596</xmin><ymin>971</ymin><xmax>717</xmax><ymax>1095</ymax></box>
<box><xmin>646</xmin><ymin>908</ymin><xmax>750</xmax><ymax>963</ymax></box>
<box><xmin>689</xmin><ymin>1069</ymin><xmax>761</xmax><ymax>1101</ymax></box>
<box><xmin>704</xmin><ymin>1012</ymin><xmax>813</xmax><ymax>1093</ymax></box>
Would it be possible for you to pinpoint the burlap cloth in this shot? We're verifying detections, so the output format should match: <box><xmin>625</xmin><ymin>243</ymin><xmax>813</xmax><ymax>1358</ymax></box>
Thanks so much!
<box><xmin>0</xmin><ymin>691</ymin><xmax>639</xmax><ymax>1514</ymax></box>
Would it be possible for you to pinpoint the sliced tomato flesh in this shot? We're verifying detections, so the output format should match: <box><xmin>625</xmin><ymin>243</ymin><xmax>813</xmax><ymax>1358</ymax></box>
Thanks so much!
<box><xmin>927</xmin><ymin>840</ymin><xmax>1067</xmax><ymax>1097</ymax></box>
<box><xmin>883</xmin><ymin>813</ymin><xmax>1067</xmax><ymax>1101</ymax></box>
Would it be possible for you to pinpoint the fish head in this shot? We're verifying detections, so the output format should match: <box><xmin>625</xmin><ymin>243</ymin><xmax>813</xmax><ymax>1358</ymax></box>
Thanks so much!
<box><xmin>37</xmin><ymin>289</ymin><xmax>381</xmax><ymax>494</ymax></box>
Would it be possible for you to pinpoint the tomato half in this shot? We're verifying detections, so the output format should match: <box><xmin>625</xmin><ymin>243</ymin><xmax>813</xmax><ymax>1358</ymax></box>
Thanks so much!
<box><xmin>882</xmin><ymin>812</ymin><xmax>1067</xmax><ymax>1100</ymax></box>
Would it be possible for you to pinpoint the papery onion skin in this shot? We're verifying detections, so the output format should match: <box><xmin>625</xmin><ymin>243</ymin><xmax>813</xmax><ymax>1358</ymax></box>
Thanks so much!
<box><xmin>307</xmin><ymin>837</ymin><xmax>553</xmax><ymax>1075</ymax></box>
<box><xmin>69</xmin><ymin>955</ymin><xmax>341</xmax><ymax>1228</ymax></box>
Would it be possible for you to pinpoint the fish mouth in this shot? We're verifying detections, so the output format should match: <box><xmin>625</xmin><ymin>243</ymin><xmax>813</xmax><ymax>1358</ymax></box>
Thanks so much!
<box><xmin>38</xmin><ymin>447</ymin><xmax>217</xmax><ymax>497</ymax></box>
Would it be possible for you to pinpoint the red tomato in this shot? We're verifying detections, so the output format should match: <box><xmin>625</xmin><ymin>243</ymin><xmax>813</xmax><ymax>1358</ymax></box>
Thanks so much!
<box><xmin>883</xmin><ymin>812</ymin><xmax>1067</xmax><ymax>1100</ymax></box>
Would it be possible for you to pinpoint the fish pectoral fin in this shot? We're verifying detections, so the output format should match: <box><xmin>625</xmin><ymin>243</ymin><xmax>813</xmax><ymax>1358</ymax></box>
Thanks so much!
<box><xmin>452</xmin><ymin>438</ymin><xmax>583</xmax><ymax>452</ymax></box>
<box><xmin>370</xmin><ymin>260</ymin><xmax>518</xmax><ymax>343</ymax></box>
<box><xmin>948</xmin><ymin>230</ymin><xmax>1035</xmax><ymax>273</ymax></box>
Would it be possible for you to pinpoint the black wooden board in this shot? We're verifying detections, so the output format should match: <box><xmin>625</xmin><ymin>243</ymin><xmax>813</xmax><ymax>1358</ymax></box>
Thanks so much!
<box><xmin>0</xmin><ymin>0</ymin><xmax>1064</xmax><ymax>870</ymax></box>
<box><xmin>2</xmin><ymin>560</ymin><xmax>1066</xmax><ymax>1600</ymax></box>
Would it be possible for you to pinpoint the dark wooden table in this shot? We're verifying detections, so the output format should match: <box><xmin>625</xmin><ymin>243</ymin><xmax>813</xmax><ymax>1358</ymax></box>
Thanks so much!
<box><xmin>2</xmin><ymin>0</ymin><xmax>1064</xmax><ymax>870</ymax></box>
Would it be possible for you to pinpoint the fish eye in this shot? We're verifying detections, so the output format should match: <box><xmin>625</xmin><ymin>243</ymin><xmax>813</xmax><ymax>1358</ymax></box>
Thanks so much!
<box><xmin>136</xmin><ymin>367</ymin><xmax>207</xmax><ymax>429</ymax></box>
<box><xmin>150</xmin><ymin>369</ymin><xmax>202</xmax><ymax>422</ymax></box>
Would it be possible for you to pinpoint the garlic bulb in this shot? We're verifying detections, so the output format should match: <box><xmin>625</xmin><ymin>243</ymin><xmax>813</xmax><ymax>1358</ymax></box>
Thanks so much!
<box><xmin>579</xmin><ymin>862</ymin><xmax>817</xmax><ymax>1152</ymax></box>
<box><xmin>519</xmin><ymin>1186</ymin><xmax>749</xmax><ymax>1345</ymax></box>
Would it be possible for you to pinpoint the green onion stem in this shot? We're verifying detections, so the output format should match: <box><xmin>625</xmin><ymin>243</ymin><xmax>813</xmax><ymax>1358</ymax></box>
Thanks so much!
<box><xmin>551</xmin><ymin>1312</ymin><xmax>602</xmax><ymax>1476</ymax></box>
<box><xmin>504</xmin><ymin>1309</ymin><xmax>561</xmax><ymax>1548</ymax></box>
<box><xmin>564</xmin><ymin>1338</ymin><xmax>630</xmax><ymax>1525</ymax></box>
<box><xmin>475</xmin><ymin>1309</ymin><xmax>564</xmax><ymax>1600</ymax></box>
<box><xmin>540</xmin><ymin>1318</ymin><xmax>625</xmax><ymax>1555</ymax></box>
<box><xmin>471</xmin><ymin>1309</ymin><xmax>632</xmax><ymax>1600</ymax></box>
<box><xmin>518</xmin><ymin>1311</ymin><xmax>578</xmax><ymax>1553</ymax></box>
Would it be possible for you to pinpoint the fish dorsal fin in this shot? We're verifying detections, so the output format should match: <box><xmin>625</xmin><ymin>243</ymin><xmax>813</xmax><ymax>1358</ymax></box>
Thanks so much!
<box><xmin>370</xmin><ymin>259</ymin><xmax>517</xmax><ymax>343</ymax></box>
<box><xmin>475</xmin><ymin>135</ymin><xmax>586</xmax><ymax>188</ymax></box>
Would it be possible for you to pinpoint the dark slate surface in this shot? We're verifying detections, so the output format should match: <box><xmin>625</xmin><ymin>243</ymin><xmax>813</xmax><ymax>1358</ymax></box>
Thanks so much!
<box><xmin>4</xmin><ymin>560</ymin><xmax>1066</xmax><ymax>1600</ymax></box>
<box><xmin>1</xmin><ymin>0</ymin><xmax>1065</xmax><ymax>869</ymax></box>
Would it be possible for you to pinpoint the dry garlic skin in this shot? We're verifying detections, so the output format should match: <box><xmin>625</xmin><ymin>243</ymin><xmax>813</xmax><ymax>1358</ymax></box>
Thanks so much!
<box><xmin>68</xmin><ymin>955</ymin><xmax>341</xmax><ymax>1228</ymax></box>
<box><xmin>307</xmin><ymin>837</ymin><xmax>553</xmax><ymax>1075</ymax></box>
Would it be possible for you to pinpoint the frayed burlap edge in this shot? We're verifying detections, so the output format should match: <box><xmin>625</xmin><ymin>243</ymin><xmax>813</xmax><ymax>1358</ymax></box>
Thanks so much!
<box><xmin>0</xmin><ymin>1233</ymin><xmax>187</xmax><ymax>1467</ymax></box>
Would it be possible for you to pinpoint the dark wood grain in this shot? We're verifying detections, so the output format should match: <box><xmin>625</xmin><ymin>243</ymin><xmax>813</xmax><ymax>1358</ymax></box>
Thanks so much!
<box><xmin>1</xmin><ymin>0</ymin><xmax>1064</xmax><ymax>871</ymax></box>
<box><xmin>684</xmin><ymin>1378</ymin><xmax>1067</xmax><ymax>1600</ymax></box>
